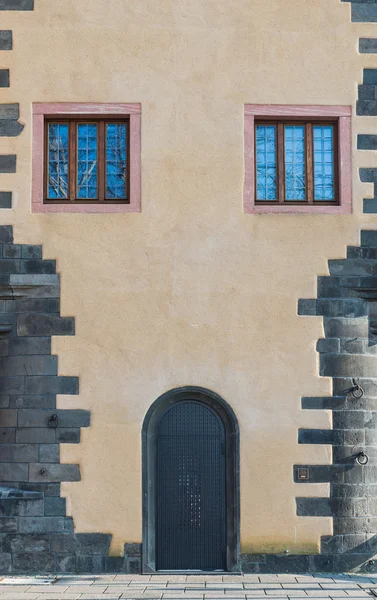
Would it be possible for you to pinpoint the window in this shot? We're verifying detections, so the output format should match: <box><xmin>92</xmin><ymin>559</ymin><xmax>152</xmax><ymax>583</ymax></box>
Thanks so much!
<box><xmin>244</xmin><ymin>105</ymin><xmax>352</xmax><ymax>214</ymax></box>
<box><xmin>32</xmin><ymin>104</ymin><xmax>141</xmax><ymax>213</ymax></box>
<box><xmin>46</xmin><ymin>118</ymin><xmax>129</xmax><ymax>203</ymax></box>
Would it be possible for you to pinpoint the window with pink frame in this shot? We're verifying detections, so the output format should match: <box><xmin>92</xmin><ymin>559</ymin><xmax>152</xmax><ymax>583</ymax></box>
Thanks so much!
<box><xmin>244</xmin><ymin>105</ymin><xmax>352</xmax><ymax>214</ymax></box>
<box><xmin>32</xmin><ymin>103</ymin><xmax>141</xmax><ymax>214</ymax></box>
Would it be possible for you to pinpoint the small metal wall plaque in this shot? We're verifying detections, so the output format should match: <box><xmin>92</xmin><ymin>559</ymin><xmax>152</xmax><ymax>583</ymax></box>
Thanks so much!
<box><xmin>297</xmin><ymin>468</ymin><xmax>310</xmax><ymax>480</ymax></box>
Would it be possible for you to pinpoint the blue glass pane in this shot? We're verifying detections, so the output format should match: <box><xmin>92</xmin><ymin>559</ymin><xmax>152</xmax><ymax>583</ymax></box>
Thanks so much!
<box><xmin>106</xmin><ymin>123</ymin><xmax>127</xmax><ymax>199</ymax></box>
<box><xmin>48</xmin><ymin>123</ymin><xmax>69</xmax><ymax>199</ymax></box>
<box><xmin>285</xmin><ymin>126</ymin><xmax>306</xmax><ymax>201</ymax></box>
<box><xmin>255</xmin><ymin>125</ymin><xmax>277</xmax><ymax>201</ymax></box>
<box><xmin>77</xmin><ymin>124</ymin><xmax>98</xmax><ymax>199</ymax></box>
<box><xmin>314</xmin><ymin>125</ymin><xmax>335</xmax><ymax>201</ymax></box>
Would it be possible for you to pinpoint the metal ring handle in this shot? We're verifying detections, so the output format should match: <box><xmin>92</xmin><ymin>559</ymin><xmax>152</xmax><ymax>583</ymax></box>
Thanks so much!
<box><xmin>48</xmin><ymin>414</ymin><xmax>59</xmax><ymax>429</ymax></box>
<box><xmin>351</xmin><ymin>378</ymin><xmax>364</xmax><ymax>399</ymax></box>
<box><xmin>356</xmin><ymin>451</ymin><xmax>369</xmax><ymax>466</ymax></box>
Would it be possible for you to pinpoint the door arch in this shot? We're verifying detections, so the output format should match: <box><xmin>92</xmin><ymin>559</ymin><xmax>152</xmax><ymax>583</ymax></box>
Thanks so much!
<box><xmin>142</xmin><ymin>387</ymin><xmax>240</xmax><ymax>573</ymax></box>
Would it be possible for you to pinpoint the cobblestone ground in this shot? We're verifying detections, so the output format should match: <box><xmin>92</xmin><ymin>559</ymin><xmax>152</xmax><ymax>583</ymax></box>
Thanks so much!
<box><xmin>0</xmin><ymin>574</ymin><xmax>377</xmax><ymax>600</ymax></box>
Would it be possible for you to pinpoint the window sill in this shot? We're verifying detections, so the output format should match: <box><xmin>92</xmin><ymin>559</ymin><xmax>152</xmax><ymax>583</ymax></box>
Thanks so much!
<box><xmin>248</xmin><ymin>203</ymin><xmax>351</xmax><ymax>214</ymax></box>
<box><xmin>32</xmin><ymin>202</ymin><xmax>140</xmax><ymax>214</ymax></box>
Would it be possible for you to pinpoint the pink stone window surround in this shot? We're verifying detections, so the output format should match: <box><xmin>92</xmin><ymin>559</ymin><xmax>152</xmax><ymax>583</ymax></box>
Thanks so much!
<box><xmin>244</xmin><ymin>104</ymin><xmax>352</xmax><ymax>214</ymax></box>
<box><xmin>32</xmin><ymin>103</ymin><xmax>141</xmax><ymax>213</ymax></box>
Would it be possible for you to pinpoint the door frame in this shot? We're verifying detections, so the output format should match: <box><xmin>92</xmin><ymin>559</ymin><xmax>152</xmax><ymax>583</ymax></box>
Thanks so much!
<box><xmin>142</xmin><ymin>386</ymin><xmax>240</xmax><ymax>573</ymax></box>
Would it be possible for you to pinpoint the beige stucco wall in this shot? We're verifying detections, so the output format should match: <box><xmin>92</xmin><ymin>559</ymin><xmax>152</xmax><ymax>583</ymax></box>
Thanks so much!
<box><xmin>0</xmin><ymin>0</ymin><xmax>374</xmax><ymax>556</ymax></box>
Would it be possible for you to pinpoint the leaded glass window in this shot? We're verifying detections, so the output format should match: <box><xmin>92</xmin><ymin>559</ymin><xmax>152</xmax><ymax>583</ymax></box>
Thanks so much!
<box><xmin>45</xmin><ymin>118</ymin><xmax>129</xmax><ymax>203</ymax></box>
<box><xmin>255</xmin><ymin>120</ymin><xmax>338</xmax><ymax>204</ymax></box>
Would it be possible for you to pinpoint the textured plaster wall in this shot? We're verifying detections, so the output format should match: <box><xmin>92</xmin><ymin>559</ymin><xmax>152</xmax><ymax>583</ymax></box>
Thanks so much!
<box><xmin>0</xmin><ymin>0</ymin><xmax>370</xmax><ymax>556</ymax></box>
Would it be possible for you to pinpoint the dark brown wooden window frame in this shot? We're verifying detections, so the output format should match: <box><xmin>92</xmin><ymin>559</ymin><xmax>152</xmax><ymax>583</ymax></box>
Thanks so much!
<box><xmin>44</xmin><ymin>115</ymin><xmax>130</xmax><ymax>204</ymax></box>
<box><xmin>254</xmin><ymin>118</ymin><xmax>339</xmax><ymax>206</ymax></box>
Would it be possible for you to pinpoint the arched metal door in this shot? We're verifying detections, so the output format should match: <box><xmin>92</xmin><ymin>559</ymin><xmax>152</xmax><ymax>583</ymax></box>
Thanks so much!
<box><xmin>156</xmin><ymin>401</ymin><xmax>227</xmax><ymax>571</ymax></box>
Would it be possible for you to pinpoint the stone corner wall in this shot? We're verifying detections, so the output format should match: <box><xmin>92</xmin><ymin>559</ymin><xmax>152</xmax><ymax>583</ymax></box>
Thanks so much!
<box><xmin>0</xmin><ymin>225</ymin><xmax>140</xmax><ymax>574</ymax></box>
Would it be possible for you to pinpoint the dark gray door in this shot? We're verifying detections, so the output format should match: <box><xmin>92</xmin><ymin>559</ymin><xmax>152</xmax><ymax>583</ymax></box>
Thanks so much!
<box><xmin>156</xmin><ymin>401</ymin><xmax>226</xmax><ymax>571</ymax></box>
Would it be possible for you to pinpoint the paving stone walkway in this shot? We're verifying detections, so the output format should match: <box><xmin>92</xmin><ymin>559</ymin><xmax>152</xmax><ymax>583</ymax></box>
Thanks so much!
<box><xmin>0</xmin><ymin>574</ymin><xmax>377</xmax><ymax>600</ymax></box>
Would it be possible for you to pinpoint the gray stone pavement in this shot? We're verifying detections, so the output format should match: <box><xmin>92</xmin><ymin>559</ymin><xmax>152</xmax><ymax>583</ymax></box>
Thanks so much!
<box><xmin>0</xmin><ymin>574</ymin><xmax>377</xmax><ymax>600</ymax></box>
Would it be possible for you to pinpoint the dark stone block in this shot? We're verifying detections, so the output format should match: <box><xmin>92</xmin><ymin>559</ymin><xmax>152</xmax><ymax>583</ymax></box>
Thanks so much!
<box><xmin>10</xmin><ymin>274</ymin><xmax>60</xmax><ymax>298</ymax></box>
<box><xmin>9</xmin><ymin>337</ymin><xmax>51</xmax><ymax>356</ymax></box>
<box><xmin>127</xmin><ymin>557</ymin><xmax>141</xmax><ymax>574</ymax></box>
<box><xmin>358</xmin><ymin>84</ymin><xmax>377</xmax><ymax>100</ymax></box>
<box><xmin>334</xmin><ymin>516</ymin><xmax>377</xmax><ymax>535</ymax></box>
<box><xmin>329</xmin><ymin>258</ymin><xmax>377</xmax><ymax>276</ymax></box>
<box><xmin>0</xmin><ymin>408</ymin><xmax>17</xmax><ymax>426</ymax></box>
<box><xmin>10</xmin><ymin>394</ymin><xmax>56</xmax><ymax>409</ymax></box>
<box><xmin>0</xmin><ymin>259</ymin><xmax>20</xmax><ymax>274</ymax></box>
<box><xmin>316</xmin><ymin>338</ymin><xmax>340</xmax><ymax>353</ymax></box>
<box><xmin>293</xmin><ymin>465</ymin><xmax>333</xmax><ymax>483</ymax></box>
<box><xmin>4</xmin><ymin>534</ymin><xmax>50</xmax><ymax>553</ymax></box>
<box><xmin>0</xmin><ymin>518</ymin><xmax>17</xmax><ymax>532</ymax></box>
<box><xmin>297</xmin><ymin>299</ymin><xmax>317</xmax><ymax>315</ymax></box>
<box><xmin>298</xmin><ymin>429</ymin><xmax>335</xmax><ymax>445</ymax></box>
<box><xmin>320</xmin><ymin>353</ymin><xmax>377</xmax><ymax>378</ymax></box>
<box><xmin>76</xmin><ymin>554</ymin><xmax>106</xmax><ymax>573</ymax></box>
<box><xmin>0</xmin><ymin>429</ymin><xmax>15</xmax><ymax>443</ymax></box>
<box><xmin>0</xmin><ymin>120</ymin><xmax>23</xmax><ymax>136</ymax></box>
<box><xmin>0</xmin><ymin>0</ymin><xmax>34</xmax><ymax>8</ymax></box>
<box><xmin>342</xmin><ymin>533</ymin><xmax>368</xmax><ymax>553</ymax></box>
<box><xmin>44</xmin><ymin>497</ymin><xmax>66</xmax><ymax>516</ymax></box>
<box><xmin>360</xmin><ymin>168</ymin><xmax>377</xmax><ymax>183</ymax></box>
<box><xmin>0</xmin><ymin>226</ymin><xmax>12</xmax><ymax>243</ymax></box>
<box><xmin>0</xmin><ymin>552</ymin><xmax>10</xmax><ymax>572</ymax></box>
<box><xmin>353</xmin><ymin>4</ymin><xmax>377</xmax><ymax>21</ymax></box>
<box><xmin>0</xmin><ymin>31</ymin><xmax>12</xmax><ymax>50</ymax></box>
<box><xmin>0</xmin><ymin>443</ymin><xmax>38</xmax><ymax>462</ymax></box>
<box><xmin>0</xmin><ymin>339</ymin><xmax>9</xmax><ymax>356</ymax></box>
<box><xmin>340</xmin><ymin>338</ymin><xmax>365</xmax><ymax>354</ymax></box>
<box><xmin>18</xmin><ymin>409</ymin><xmax>90</xmax><ymax>428</ymax></box>
<box><xmin>332</xmin><ymin>410</ymin><xmax>368</xmax><ymax>430</ymax></box>
<box><xmin>360</xmin><ymin>38</ymin><xmax>377</xmax><ymax>53</ymax></box>
<box><xmin>1</xmin><ymin>355</ymin><xmax>58</xmax><ymax>376</ymax></box>
<box><xmin>39</xmin><ymin>444</ymin><xmax>59</xmax><ymax>463</ymax></box>
<box><xmin>12</xmin><ymin>552</ymin><xmax>54</xmax><ymax>573</ymax></box>
<box><xmin>296</xmin><ymin>497</ymin><xmax>332</xmax><ymax>517</ymax></box>
<box><xmin>308</xmin><ymin>554</ymin><xmax>334</xmax><ymax>573</ymax></box>
<box><xmin>264</xmin><ymin>554</ymin><xmax>310</xmax><ymax>574</ymax></box>
<box><xmin>6</xmin><ymin>298</ymin><xmax>60</xmax><ymax>313</ymax></box>
<box><xmin>357</xmin><ymin>100</ymin><xmax>377</xmax><ymax>115</ymax></box>
<box><xmin>0</xmin><ymin>498</ymin><xmax>44</xmax><ymax>517</ymax></box>
<box><xmin>26</xmin><ymin>376</ymin><xmax>79</xmax><ymax>395</ymax></box>
<box><xmin>17</xmin><ymin>314</ymin><xmax>74</xmax><ymax>337</ymax></box>
<box><xmin>21</xmin><ymin>260</ymin><xmax>56</xmax><ymax>275</ymax></box>
<box><xmin>0</xmin><ymin>462</ymin><xmax>28</xmax><ymax>482</ymax></box>
<box><xmin>16</xmin><ymin>428</ymin><xmax>55</xmax><ymax>444</ymax></box>
<box><xmin>75</xmin><ymin>533</ymin><xmax>112</xmax><ymax>555</ymax></box>
<box><xmin>55</xmin><ymin>553</ymin><xmax>76</xmax><ymax>573</ymax></box>
<box><xmin>21</xmin><ymin>245</ymin><xmax>42</xmax><ymax>259</ymax></box>
<box><xmin>18</xmin><ymin>516</ymin><xmax>72</xmax><ymax>533</ymax></box>
<box><xmin>317</xmin><ymin>276</ymin><xmax>354</xmax><ymax>299</ymax></box>
<box><xmin>50</xmin><ymin>534</ymin><xmax>76</xmax><ymax>553</ymax></box>
<box><xmin>361</xmin><ymin>230</ymin><xmax>377</xmax><ymax>246</ymax></box>
<box><xmin>324</xmin><ymin>317</ymin><xmax>368</xmax><ymax>338</ymax></box>
<box><xmin>56</xmin><ymin>429</ymin><xmax>80</xmax><ymax>444</ymax></box>
<box><xmin>364</xmin><ymin>198</ymin><xmax>377</xmax><ymax>214</ymax></box>
<box><xmin>29</xmin><ymin>463</ymin><xmax>80</xmax><ymax>483</ymax></box>
<box><xmin>0</xmin><ymin>396</ymin><xmax>9</xmax><ymax>408</ymax></box>
<box><xmin>0</xmin><ymin>105</ymin><xmax>18</xmax><ymax>119</ymax></box>
<box><xmin>105</xmin><ymin>556</ymin><xmax>125</xmax><ymax>573</ymax></box>
<box><xmin>321</xmin><ymin>534</ymin><xmax>343</xmax><ymax>553</ymax></box>
<box><xmin>0</xmin><ymin>193</ymin><xmax>11</xmax><ymax>209</ymax></box>
<box><xmin>0</xmin><ymin>69</ymin><xmax>9</xmax><ymax>87</ymax></box>
<box><xmin>2</xmin><ymin>244</ymin><xmax>20</xmax><ymax>259</ymax></box>
<box><xmin>358</xmin><ymin>134</ymin><xmax>377</xmax><ymax>150</ymax></box>
<box><xmin>0</xmin><ymin>376</ymin><xmax>26</xmax><ymax>394</ymax></box>
<box><xmin>347</xmin><ymin>246</ymin><xmax>377</xmax><ymax>259</ymax></box>
<box><xmin>301</xmin><ymin>396</ymin><xmax>340</xmax><ymax>409</ymax></box>
<box><xmin>124</xmin><ymin>542</ymin><xmax>142</xmax><ymax>557</ymax></box>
